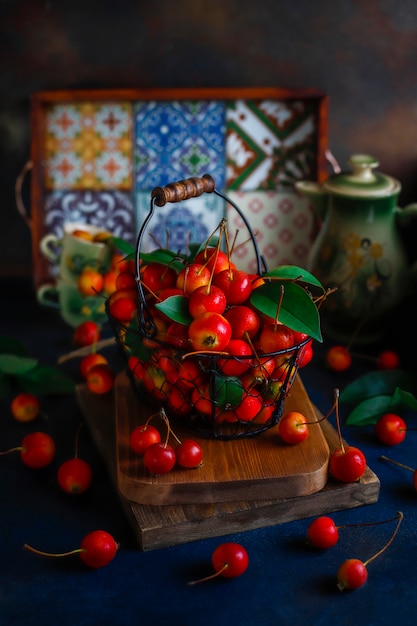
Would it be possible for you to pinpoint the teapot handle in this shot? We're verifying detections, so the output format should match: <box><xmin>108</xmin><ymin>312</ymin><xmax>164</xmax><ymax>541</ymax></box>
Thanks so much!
<box><xmin>394</xmin><ymin>203</ymin><xmax>417</xmax><ymax>224</ymax></box>
<box><xmin>395</xmin><ymin>204</ymin><xmax>417</xmax><ymax>279</ymax></box>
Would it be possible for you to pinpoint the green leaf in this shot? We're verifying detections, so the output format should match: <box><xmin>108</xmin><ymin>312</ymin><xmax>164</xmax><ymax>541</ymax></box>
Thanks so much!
<box><xmin>109</xmin><ymin>237</ymin><xmax>135</xmax><ymax>257</ymax></box>
<box><xmin>139</xmin><ymin>249</ymin><xmax>185</xmax><ymax>272</ymax></box>
<box><xmin>345</xmin><ymin>395</ymin><xmax>393</xmax><ymax>426</ymax></box>
<box><xmin>213</xmin><ymin>375</ymin><xmax>244</xmax><ymax>408</ymax></box>
<box><xmin>262</xmin><ymin>265</ymin><xmax>324</xmax><ymax>291</ymax></box>
<box><xmin>0</xmin><ymin>354</ymin><xmax>38</xmax><ymax>375</ymax></box>
<box><xmin>119</xmin><ymin>321</ymin><xmax>150</xmax><ymax>359</ymax></box>
<box><xmin>18</xmin><ymin>366</ymin><xmax>76</xmax><ymax>395</ymax></box>
<box><xmin>340</xmin><ymin>370</ymin><xmax>415</xmax><ymax>405</ymax></box>
<box><xmin>0</xmin><ymin>336</ymin><xmax>29</xmax><ymax>357</ymax></box>
<box><xmin>250</xmin><ymin>281</ymin><xmax>322</xmax><ymax>342</ymax></box>
<box><xmin>155</xmin><ymin>295</ymin><xmax>192</xmax><ymax>325</ymax></box>
<box><xmin>0</xmin><ymin>372</ymin><xmax>11</xmax><ymax>399</ymax></box>
<box><xmin>390</xmin><ymin>387</ymin><xmax>417</xmax><ymax>411</ymax></box>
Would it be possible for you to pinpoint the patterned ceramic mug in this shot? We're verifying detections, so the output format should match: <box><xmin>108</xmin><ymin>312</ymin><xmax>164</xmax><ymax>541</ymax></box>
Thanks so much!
<box><xmin>39</xmin><ymin>222</ymin><xmax>113</xmax><ymax>282</ymax></box>
<box><xmin>36</xmin><ymin>278</ymin><xmax>107</xmax><ymax>328</ymax></box>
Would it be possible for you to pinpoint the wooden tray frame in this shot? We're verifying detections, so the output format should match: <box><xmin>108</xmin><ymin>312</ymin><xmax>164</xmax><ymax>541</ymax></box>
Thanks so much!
<box><xmin>23</xmin><ymin>87</ymin><xmax>329</xmax><ymax>289</ymax></box>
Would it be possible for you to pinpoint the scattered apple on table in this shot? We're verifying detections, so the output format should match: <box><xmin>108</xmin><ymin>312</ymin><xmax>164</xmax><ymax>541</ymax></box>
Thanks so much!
<box><xmin>24</xmin><ymin>530</ymin><xmax>118</xmax><ymax>569</ymax></box>
<box><xmin>0</xmin><ymin>432</ymin><xmax>56</xmax><ymax>468</ymax></box>
<box><xmin>10</xmin><ymin>392</ymin><xmax>41</xmax><ymax>422</ymax></box>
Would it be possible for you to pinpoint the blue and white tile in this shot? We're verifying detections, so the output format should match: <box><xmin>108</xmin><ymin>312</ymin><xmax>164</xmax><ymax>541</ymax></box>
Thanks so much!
<box><xmin>135</xmin><ymin>191</ymin><xmax>225</xmax><ymax>254</ymax></box>
<box><xmin>44</xmin><ymin>190</ymin><xmax>136</xmax><ymax>243</ymax></box>
<box><xmin>134</xmin><ymin>101</ymin><xmax>226</xmax><ymax>191</ymax></box>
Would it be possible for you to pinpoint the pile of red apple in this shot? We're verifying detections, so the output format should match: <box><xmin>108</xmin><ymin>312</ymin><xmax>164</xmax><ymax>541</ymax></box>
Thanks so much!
<box><xmin>106</xmin><ymin>238</ymin><xmax>324</xmax><ymax>436</ymax></box>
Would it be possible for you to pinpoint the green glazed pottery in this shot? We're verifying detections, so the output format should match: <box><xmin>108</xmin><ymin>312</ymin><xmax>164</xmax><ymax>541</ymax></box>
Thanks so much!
<box><xmin>295</xmin><ymin>154</ymin><xmax>417</xmax><ymax>343</ymax></box>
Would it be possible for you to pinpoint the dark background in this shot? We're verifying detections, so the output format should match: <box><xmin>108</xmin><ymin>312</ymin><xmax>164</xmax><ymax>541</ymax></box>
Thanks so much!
<box><xmin>2</xmin><ymin>0</ymin><xmax>417</xmax><ymax>277</ymax></box>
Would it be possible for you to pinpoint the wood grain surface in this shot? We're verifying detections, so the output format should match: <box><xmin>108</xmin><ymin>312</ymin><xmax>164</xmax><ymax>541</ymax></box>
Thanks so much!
<box><xmin>114</xmin><ymin>372</ymin><xmax>330</xmax><ymax>505</ymax></box>
<box><xmin>77</xmin><ymin>372</ymin><xmax>380</xmax><ymax>551</ymax></box>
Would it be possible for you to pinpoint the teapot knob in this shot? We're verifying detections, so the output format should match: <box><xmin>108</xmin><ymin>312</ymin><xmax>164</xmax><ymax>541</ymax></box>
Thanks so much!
<box><xmin>348</xmin><ymin>154</ymin><xmax>379</xmax><ymax>182</ymax></box>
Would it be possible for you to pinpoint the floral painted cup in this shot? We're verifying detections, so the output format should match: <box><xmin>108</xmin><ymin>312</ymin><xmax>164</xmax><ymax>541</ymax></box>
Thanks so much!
<box><xmin>37</xmin><ymin>278</ymin><xmax>107</xmax><ymax>328</ymax></box>
<box><xmin>39</xmin><ymin>222</ymin><xmax>113</xmax><ymax>283</ymax></box>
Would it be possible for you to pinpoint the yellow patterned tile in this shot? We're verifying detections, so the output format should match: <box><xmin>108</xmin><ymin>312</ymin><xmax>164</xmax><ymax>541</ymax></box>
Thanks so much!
<box><xmin>44</xmin><ymin>102</ymin><xmax>133</xmax><ymax>190</ymax></box>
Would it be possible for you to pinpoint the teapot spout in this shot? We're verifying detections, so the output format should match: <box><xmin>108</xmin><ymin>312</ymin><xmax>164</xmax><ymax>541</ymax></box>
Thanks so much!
<box><xmin>294</xmin><ymin>180</ymin><xmax>327</xmax><ymax>221</ymax></box>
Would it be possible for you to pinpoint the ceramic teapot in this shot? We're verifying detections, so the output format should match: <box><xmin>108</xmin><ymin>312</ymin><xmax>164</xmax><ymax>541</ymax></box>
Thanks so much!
<box><xmin>295</xmin><ymin>154</ymin><xmax>417</xmax><ymax>343</ymax></box>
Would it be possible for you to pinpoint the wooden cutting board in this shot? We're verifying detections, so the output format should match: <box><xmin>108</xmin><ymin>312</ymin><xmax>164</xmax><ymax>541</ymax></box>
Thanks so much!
<box><xmin>114</xmin><ymin>371</ymin><xmax>330</xmax><ymax>505</ymax></box>
<box><xmin>77</xmin><ymin>373</ymin><xmax>380</xmax><ymax>551</ymax></box>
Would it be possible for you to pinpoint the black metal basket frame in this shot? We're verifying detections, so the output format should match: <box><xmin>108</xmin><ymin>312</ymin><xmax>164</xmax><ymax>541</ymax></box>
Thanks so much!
<box><xmin>112</xmin><ymin>174</ymin><xmax>309</xmax><ymax>440</ymax></box>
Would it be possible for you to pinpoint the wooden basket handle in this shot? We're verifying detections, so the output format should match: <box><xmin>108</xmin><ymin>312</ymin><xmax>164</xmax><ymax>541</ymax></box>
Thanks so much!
<box><xmin>151</xmin><ymin>174</ymin><xmax>215</xmax><ymax>206</ymax></box>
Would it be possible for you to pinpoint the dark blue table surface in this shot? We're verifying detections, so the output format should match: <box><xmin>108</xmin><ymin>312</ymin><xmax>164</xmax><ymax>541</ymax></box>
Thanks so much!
<box><xmin>1</xmin><ymin>278</ymin><xmax>416</xmax><ymax>626</ymax></box>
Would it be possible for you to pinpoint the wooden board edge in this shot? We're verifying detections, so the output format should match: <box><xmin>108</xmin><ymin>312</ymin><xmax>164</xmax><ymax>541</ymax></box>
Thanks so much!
<box><xmin>77</xmin><ymin>385</ymin><xmax>380</xmax><ymax>551</ymax></box>
<box><xmin>130</xmin><ymin>477</ymin><xmax>381</xmax><ymax>551</ymax></box>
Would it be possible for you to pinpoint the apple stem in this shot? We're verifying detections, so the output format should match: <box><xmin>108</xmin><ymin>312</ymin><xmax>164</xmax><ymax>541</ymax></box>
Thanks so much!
<box><xmin>57</xmin><ymin>337</ymin><xmax>115</xmax><ymax>364</ymax></box>
<box><xmin>0</xmin><ymin>446</ymin><xmax>24</xmax><ymax>456</ymax></box>
<box><xmin>314</xmin><ymin>287</ymin><xmax>338</xmax><ymax>311</ymax></box>
<box><xmin>159</xmin><ymin>408</ymin><xmax>182</xmax><ymax>446</ymax></box>
<box><xmin>232</xmin><ymin>229</ymin><xmax>260</xmax><ymax>255</ymax></box>
<box><xmin>187</xmin><ymin>563</ymin><xmax>228</xmax><ymax>586</ymax></box>
<box><xmin>181</xmin><ymin>265</ymin><xmax>192</xmax><ymax>296</ymax></box>
<box><xmin>273</xmin><ymin>285</ymin><xmax>285</xmax><ymax>328</ymax></box>
<box><xmin>215</xmin><ymin>219</ymin><xmax>234</xmax><ymax>277</ymax></box>
<box><xmin>337</xmin><ymin>513</ymin><xmax>402</xmax><ymax>531</ymax></box>
<box><xmin>200</xmin><ymin>235</ymin><xmax>222</xmax><ymax>291</ymax></box>
<box><xmin>145</xmin><ymin>411</ymin><xmax>161</xmax><ymax>427</ymax></box>
<box><xmin>363</xmin><ymin>511</ymin><xmax>403</xmax><ymax>568</ymax></box>
<box><xmin>379</xmin><ymin>455</ymin><xmax>415</xmax><ymax>473</ymax></box>
<box><xmin>229</xmin><ymin>228</ymin><xmax>239</xmax><ymax>259</ymax></box>
<box><xmin>203</xmin><ymin>218</ymin><xmax>233</xmax><ymax>278</ymax></box>
<box><xmin>161</xmin><ymin>259</ymin><xmax>177</xmax><ymax>282</ymax></box>
<box><xmin>182</xmin><ymin>349</ymin><xmax>230</xmax><ymax>360</ymax></box>
<box><xmin>24</xmin><ymin>543</ymin><xmax>85</xmax><ymax>559</ymax></box>
<box><xmin>148</xmin><ymin>231</ymin><xmax>163</xmax><ymax>249</ymax></box>
<box><xmin>304</xmin><ymin>393</ymin><xmax>340</xmax><ymax>426</ymax></box>
<box><xmin>137</xmin><ymin>279</ymin><xmax>160</xmax><ymax>300</ymax></box>
<box><xmin>331</xmin><ymin>388</ymin><xmax>345</xmax><ymax>454</ymax></box>
<box><xmin>244</xmin><ymin>333</ymin><xmax>261</xmax><ymax>364</ymax></box>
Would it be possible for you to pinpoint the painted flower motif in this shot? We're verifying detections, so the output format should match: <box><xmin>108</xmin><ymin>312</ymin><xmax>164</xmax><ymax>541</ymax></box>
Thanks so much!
<box><xmin>346</xmin><ymin>250</ymin><xmax>365</xmax><ymax>276</ymax></box>
<box><xmin>342</xmin><ymin>232</ymin><xmax>362</xmax><ymax>252</ymax></box>
<box><xmin>47</xmin><ymin>105</ymin><xmax>81</xmax><ymax>139</ymax></box>
<box><xmin>366</xmin><ymin>274</ymin><xmax>383</xmax><ymax>293</ymax></box>
<box><xmin>95</xmin><ymin>105</ymin><xmax>131</xmax><ymax>139</ymax></box>
<box><xmin>369</xmin><ymin>242</ymin><xmax>384</xmax><ymax>259</ymax></box>
<box><xmin>48</xmin><ymin>153</ymin><xmax>82</xmax><ymax>188</ymax></box>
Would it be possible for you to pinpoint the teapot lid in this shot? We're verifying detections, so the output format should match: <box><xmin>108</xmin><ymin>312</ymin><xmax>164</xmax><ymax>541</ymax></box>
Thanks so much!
<box><xmin>324</xmin><ymin>154</ymin><xmax>401</xmax><ymax>198</ymax></box>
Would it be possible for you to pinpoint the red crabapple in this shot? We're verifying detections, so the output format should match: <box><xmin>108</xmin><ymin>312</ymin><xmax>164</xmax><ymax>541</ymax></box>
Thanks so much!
<box><xmin>24</xmin><ymin>530</ymin><xmax>118</xmax><ymax>569</ymax></box>
<box><xmin>10</xmin><ymin>393</ymin><xmax>40</xmax><ymax>422</ymax></box>
<box><xmin>307</xmin><ymin>516</ymin><xmax>339</xmax><ymax>549</ymax></box>
<box><xmin>0</xmin><ymin>432</ymin><xmax>55</xmax><ymax>468</ymax></box>
<box><xmin>188</xmin><ymin>542</ymin><xmax>249</xmax><ymax>585</ymax></box>
<box><xmin>375</xmin><ymin>413</ymin><xmax>406</xmax><ymax>446</ymax></box>
<box><xmin>336</xmin><ymin>512</ymin><xmax>403</xmax><ymax>591</ymax></box>
<box><xmin>325</xmin><ymin>345</ymin><xmax>351</xmax><ymax>372</ymax></box>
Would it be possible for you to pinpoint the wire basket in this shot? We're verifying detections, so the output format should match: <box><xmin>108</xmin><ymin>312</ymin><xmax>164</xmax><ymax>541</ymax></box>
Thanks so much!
<box><xmin>106</xmin><ymin>175</ymin><xmax>314</xmax><ymax>440</ymax></box>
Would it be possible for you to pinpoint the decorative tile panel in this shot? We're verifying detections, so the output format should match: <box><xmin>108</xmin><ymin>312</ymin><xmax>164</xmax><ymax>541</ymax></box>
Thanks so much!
<box><xmin>226</xmin><ymin>100</ymin><xmax>319</xmax><ymax>191</ymax></box>
<box><xmin>29</xmin><ymin>89</ymin><xmax>328</xmax><ymax>288</ymax></box>
<box><xmin>44</xmin><ymin>102</ymin><xmax>133</xmax><ymax>190</ymax></box>
<box><xmin>134</xmin><ymin>101</ymin><xmax>226</xmax><ymax>190</ymax></box>
<box><xmin>226</xmin><ymin>190</ymin><xmax>315</xmax><ymax>274</ymax></box>
<box><xmin>44</xmin><ymin>190</ymin><xmax>135</xmax><ymax>242</ymax></box>
<box><xmin>135</xmin><ymin>191</ymin><xmax>225</xmax><ymax>254</ymax></box>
